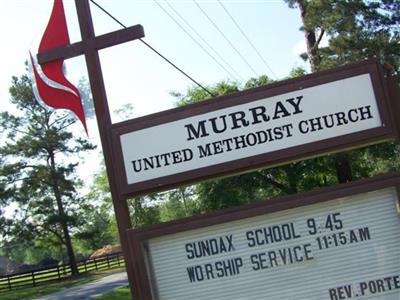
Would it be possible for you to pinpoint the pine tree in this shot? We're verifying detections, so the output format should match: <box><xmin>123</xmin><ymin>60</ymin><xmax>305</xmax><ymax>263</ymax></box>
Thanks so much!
<box><xmin>0</xmin><ymin>72</ymin><xmax>95</xmax><ymax>275</ymax></box>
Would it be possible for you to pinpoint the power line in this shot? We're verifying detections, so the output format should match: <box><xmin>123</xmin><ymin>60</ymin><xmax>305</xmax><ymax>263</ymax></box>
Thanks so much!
<box><xmin>152</xmin><ymin>0</ymin><xmax>240</xmax><ymax>82</ymax></box>
<box><xmin>193</xmin><ymin>0</ymin><xmax>259</xmax><ymax>77</ymax></box>
<box><xmin>164</xmin><ymin>0</ymin><xmax>244</xmax><ymax>81</ymax></box>
<box><xmin>217</xmin><ymin>0</ymin><xmax>277</xmax><ymax>79</ymax></box>
<box><xmin>89</xmin><ymin>0</ymin><xmax>215</xmax><ymax>97</ymax></box>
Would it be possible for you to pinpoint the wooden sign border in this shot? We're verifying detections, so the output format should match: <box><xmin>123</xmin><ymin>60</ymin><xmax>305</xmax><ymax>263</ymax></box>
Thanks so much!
<box><xmin>126</xmin><ymin>172</ymin><xmax>400</xmax><ymax>300</ymax></box>
<box><xmin>111</xmin><ymin>60</ymin><xmax>398</xmax><ymax>198</ymax></box>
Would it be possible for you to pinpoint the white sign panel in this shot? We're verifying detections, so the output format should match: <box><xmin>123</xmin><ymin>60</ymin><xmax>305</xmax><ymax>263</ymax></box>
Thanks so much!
<box><xmin>146</xmin><ymin>188</ymin><xmax>400</xmax><ymax>300</ymax></box>
<box><xmin>120</xmin><ymin>74</ymin><xmax>381</xmax><ymax>185</ymax></box>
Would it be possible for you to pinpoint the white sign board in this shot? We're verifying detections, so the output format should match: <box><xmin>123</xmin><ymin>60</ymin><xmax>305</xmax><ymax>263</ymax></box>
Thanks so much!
<box><xmin>120</xmin><ymin>74</ymin><xmax>381</xmax><ymax>185</ymax></box>
<box><xmin>145</xmin><ymin>187</ymin><xmax>400</xmax><ymax>300</ymax></box>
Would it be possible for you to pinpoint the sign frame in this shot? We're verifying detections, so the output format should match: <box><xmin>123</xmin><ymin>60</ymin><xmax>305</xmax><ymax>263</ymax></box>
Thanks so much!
<box><xmin>126</xmin><ymin>172</ymin><xmax>400</xmax><ymax>300</ymax></box>
<box><xmin>111</xmin><ymin>60</ymin><xmax>398</xmax><ymax>198</ymax></box>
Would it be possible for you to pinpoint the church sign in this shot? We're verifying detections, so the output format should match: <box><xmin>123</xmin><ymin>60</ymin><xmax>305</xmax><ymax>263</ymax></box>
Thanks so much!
<box><xmin>32</xmin><ymin>2</ymin><xmax>400</xmax><ymax>300</ymax></box>
<box><xmin>112</xmin><ymin>60</ymin><xmax>396</xmax><ymax>196</ymax></box>
<box><xmin>127</xmin><ymin>173</ymin><xmax>400</xmax><ymax>300</ymax></box>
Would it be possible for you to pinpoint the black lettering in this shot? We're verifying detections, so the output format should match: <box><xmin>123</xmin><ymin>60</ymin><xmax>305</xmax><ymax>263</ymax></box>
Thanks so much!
<box><xmin>187</xmin><ymin>266</ymin><xmax>196</xmax><ymax>282</ymax></box>
<box><xmin>229</xmin><ymin>111</ymin><xmax>250</xmax><ymax>129</ymax></box>
<box><xmin>360</xmin><ymin>282</ymin><xmax>368</xmax><ymax>295</ymax></box>
<box><xmin>204</xmin><ymin>263</ymin><xmax>214</xmax><ymax>280</ymax></box>
<box><xmin>309</xmin><ymin>117</ymin><xmax>323</xmax><ymax>132</ymax></box>
<box><xmin>215</xmin><ymin>261</ymin><xmax>224</xmax><ymax>277</ymax></box>
<box><xmin>185</xmin><ymin>120</ymin><xmax>209</xmax><ymax>141</ymax></box>
<box><xmin>245</xmin><ymin>133</ymin><xmax>258</xmax><ymax>146</ymax></box>
<box><xmin>171</xmin><ymin>150</ymin><xmax>183</xmax><ymax>164</ymax></box>
<box><xmin>194</xmin><ymin>266</ymin><xmax>204</xmax><ymax>281</ymax></box>
<box><xmin>200</xmin><ymin>240</ymin><xmax>211</xmax><ymax>257</ymax></box>
<box><xmin>335</xmin><ymin>112</ymin><xmax>348</xmax><ymax>126</ymax></box>
<box><xmin>221</xmin><ymin>138</ymin><xmax>234</xmax><ymax>152</ymax></box>
<box><xmin>265</xmin><ymin>128</ymin><xmax>275</xmax><ymax>141</ymax></box>
<box><xmin>358</xmin><ymin>227</ymin><xmax>370</xmax><ymax>241</ymax></box>
<box><xmin>286</xmin><ymin>96</ymin><xmax>303</xmax><ymax>114</ymax></box>
<box><xmin>185</xmin><ymin>243</ymin><xmax>194</xmax><ymax>259</ymax></box>
<box><xmin>384</xmin><ymin>277</ymin><xmax>393</xmax><ymax>290</ymax></box>
<box><xmin>143</xmin><ymin>156</ymin><xmax>155</xmax><ymax>169</ymax></box>
<box><xmin>369</xmin><ymin>281</ymin><xmax>377</xmax><ymax>294</ymax></box>
<box><xmin>218</xmin><ymin>237</ymin><xmax>226</xmax><ymax>253</ymax></box>
<box><xmin>304</xmin><ymin>243</ymin><xmax>314</xmax><ymax>260</ymax></box>
<box><xmin>329</xmin><ymin>288</ymin><xmax>339</xmax><ymax>300</ymax></box>
<box><xmin>273</xmin><ymin>101</ymin><xmax>290</xmax><ymax>119</ymax></box>
<box><xmin>246</xmin><ymin>231</ymin><xmax>256</xmax><ymax>247</ymax></box>
<box><xmin>256</xmin><ymin>130</ymin><xmax>268</xmax><ymax>144</ymax></box>
<box><xmin>299</xmin><ymin>120</ymin><xmax>309</xmax><ymax>134</ymax></box>
<box><xmin>358</xmin><ymin>105</ymin><xmax>373</xmax><ymax>120</ymax></box>
<box><xmin>272</xmin><ymin>226</ymin><xmax>282</xmax><ymax>242</ymax></box>
<box><xmin>268</xmin><ymin>251</ymin><xmax>278</xmax><ymax>267</ymax></box>
<box><xmin>250</xmin><ymin>254</ymin><xmax>261</xmax><ymax>271</ymax></box>
<box><xmin>322</xmin><ymin>114</ymin><xmax>335</xmax><ymax>128</ymax></box>
<box><xmin>394</xmin><ymin>275</ymin><xmax>400</xmax><ymax>288</ymax></box>
<box><xmin>235</xmin><ymin>257</ymin><xmax>243</xmax><ymax>273</ymax></box>
<box><xmin>212</xmin><ymin>140</ymin><xmax>224</xmax><ymax>154</ymax></box>
<box><xmin>349</xmin><ymin>230</ymin><xmax>358</xmax><ymax>243</ymax></box>
<box><xmin>159</xmin><ymin>153</ymin><xmax>171</xmax><ymax>166</ymax></box>
<box><xmin>344</xmin><ymin>285</ymin><xmax>352</xmax><ymax>298</ymax></box>
<box><xmin>291</xmin><ymin>223</ymin><xmax>302</xmax><ymax>239</ymax></box>
<box><xmin>262</xmin><ymin>227</ymin><xmax>273</xmax><ymax>244</ymax></box>
<box><xmin>348</xmin><ymin>109</ymin><xmax>359</xmax><ymax>122</ymax></box>
<box><xmin>282</xmin><ymin>124</ymin><xmax>294</xmax><ymax>137</ymax></box>
<box><xmin>278</xmin><ymin>248</ymin><xmax>287</xmax><ymax>265</ymax></box>
<box><xmin>183</xmin><ymin>148</ymin><xmax>193</xmax><ymax>161</ymax></box>
<box><xmin>131</xmin><ymin>160</ymin><xmax>142</xmax><ymax>172</ymax></box>
<box><xmin>226</xmin><ymin>235</ymin><xmax>234</xmax><ymax>251</ymax></box>
<box><xmin>376</xmin><ymin>279</ymin><xmax>385</xmax><ymax>293</ymax></box>
<box><xmin>209</xmin><ymin>115</ymin><xmax>227</xmax><ymax>134</ymax></box>
<box><xmin>198</xmin><ymin>143</ymin><xmax>212</xmax><ymax>158</ymax></box>
<box><xmin>233</xmin><ymin>135</ymin><xmax>247</xmax><ymax>149</ymax></box>
<box><xmin>273</xmin><ymin>126</ymin><xmax>284</xmax><ymax>140</ymax></box>
<box><xmin>293</xmin><ymin>246</ymin><xmax>303</xmax><ymax>262</ymax></box>
<box><xmin>249</xmin><ymin>106</ymin><xmax>270</xmax><ymax>124</ymax></box>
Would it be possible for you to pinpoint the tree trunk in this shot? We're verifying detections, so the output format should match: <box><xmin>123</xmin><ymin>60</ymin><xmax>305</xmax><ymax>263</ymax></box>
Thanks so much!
<box><xmin>297</xmin><ymin>0</ymin><xmax>320</xmax><ymax>72</ymax></box>
<box><xmin>335</xmin><ymin>153</ymin><xmax>353</xmax><ymax>184</ymax></box>
<box><xmin>49</xmin><ymin>150</ymin><xmax>79</xmax><ymax>276</ymax></box>
<box><xmin>296</xmin><ymin>0</ymin><xmax>352</xmax><ymax>183</ymax></box>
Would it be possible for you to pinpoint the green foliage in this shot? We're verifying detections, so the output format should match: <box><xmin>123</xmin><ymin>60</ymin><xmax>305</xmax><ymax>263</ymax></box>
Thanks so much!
<box><xmin>0</xmin><ymin>72</ymin><xmax>95</xmax><ymax>269</ymax></box>
<box><xmin>173</xmin><ymin>80</ymin><xmax>240</xmax><ymax>106</ymax></box>
<box><xmin>287</xmin><ymin>67</ymin><xmax>307</xmax><ymax>78</ymax></box>
<box><xmin>74</xmin><ymin>204</ymin><xmax>118</xmax><ymax>255</ymax></box>
<box><xmin>286</xmin><ymin>0</ymin><xmax>400</xmax><ymax>76</ymax></box>
<box><xmin>159</xmin><ymin>187</ymin><xmax>200</xmax><ymax>221</ymax></box>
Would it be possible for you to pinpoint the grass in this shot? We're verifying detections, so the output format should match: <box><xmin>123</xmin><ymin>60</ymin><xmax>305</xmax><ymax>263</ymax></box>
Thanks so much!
<box><xmin>0</xmin><ymin>267</ymin><xmax>126</xmax><ymax>300</ymax></box>
<box><xmin>93</xmin><ymin>286</ymin><xmax>132</xmax><ymax>300</ymax></box>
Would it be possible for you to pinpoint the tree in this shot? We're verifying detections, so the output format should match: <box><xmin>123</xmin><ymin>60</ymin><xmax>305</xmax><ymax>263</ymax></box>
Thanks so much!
<box><xmin>285</xmin><ymin>1</ymin><xmax>400</xmax><ymax>75</ymax></box>
<box><xmin>285</xmin><ymin>0</ymin><xmax>400</xmax><ymax>183</ymax></box>
<box><xmin>0</xmin><ymin>72</ymin><xmax>95</xmax><ymax>274</ymax></box>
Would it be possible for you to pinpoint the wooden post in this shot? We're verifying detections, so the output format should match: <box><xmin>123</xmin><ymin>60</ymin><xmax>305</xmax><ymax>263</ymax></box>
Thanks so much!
<box><xmin>37</xmin><ymin>1</ymin><xmax>145</xmax><ymax>298</ymax></box>
<box><xmin>7</xmin><ymin>276</ymin><xmax>11</xmax><ymax>291</ymax></box>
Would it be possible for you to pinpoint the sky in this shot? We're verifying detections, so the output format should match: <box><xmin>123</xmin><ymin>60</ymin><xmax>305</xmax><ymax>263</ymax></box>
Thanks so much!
<box><xmin>0</xmin><ymin>0</ymin><xmax>308</xmax><ymax>187</ymax></box>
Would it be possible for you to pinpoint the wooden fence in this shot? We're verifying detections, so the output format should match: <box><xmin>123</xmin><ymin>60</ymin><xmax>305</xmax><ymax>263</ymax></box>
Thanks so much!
<box><xmin>0</xmin><ymin>252</ymin><xmax>125</xmax><ymax>292</ymax></box>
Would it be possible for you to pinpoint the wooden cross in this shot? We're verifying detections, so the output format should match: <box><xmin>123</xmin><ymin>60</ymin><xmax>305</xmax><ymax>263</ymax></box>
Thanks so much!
<box><xmin>37</xmin><ymin>1</ymin><xmax>144</xmax><ymax>298</ymax></box>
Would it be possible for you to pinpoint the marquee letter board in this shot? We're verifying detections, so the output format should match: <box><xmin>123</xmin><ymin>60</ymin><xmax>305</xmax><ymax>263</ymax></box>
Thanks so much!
<box><xmin>127</xmin><ymin>173</ymin><xmax>400</xmax><ymax>300</ymax></box>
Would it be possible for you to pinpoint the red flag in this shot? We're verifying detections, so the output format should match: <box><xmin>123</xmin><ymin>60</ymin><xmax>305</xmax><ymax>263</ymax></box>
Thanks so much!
<box><xmin>30</xmin><ymin>0</ymin><xmax>87</xmax><ymax>133</ymax></box>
